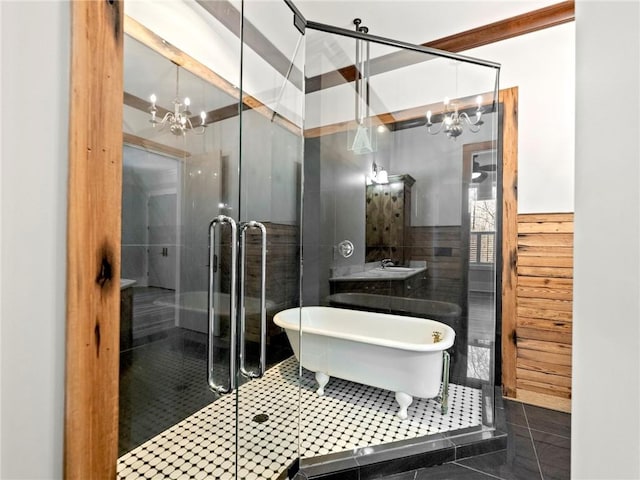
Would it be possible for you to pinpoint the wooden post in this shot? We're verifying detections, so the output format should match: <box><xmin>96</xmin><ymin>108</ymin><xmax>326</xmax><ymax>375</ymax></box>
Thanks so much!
<box><xmin>499</xmin><ymin>87</ymin><xmax>519</xmax><ymax>398</ymax></box>
<box><xmin>64</xmin><ymin>1</ymin><xmax>123</xmax><ymax>478</ymax></box>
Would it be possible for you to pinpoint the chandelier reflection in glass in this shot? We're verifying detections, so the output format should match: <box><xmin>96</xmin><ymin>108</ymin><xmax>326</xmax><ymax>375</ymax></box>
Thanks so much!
<box><xmin>149</xmin><ymin>65</ymin><xmax>207</xmax><ymax>136</ymax></box>
<box><xmin>425</xmin><ymin>95</ymin><xmax>484</xmax><ymax>139</ymax></box>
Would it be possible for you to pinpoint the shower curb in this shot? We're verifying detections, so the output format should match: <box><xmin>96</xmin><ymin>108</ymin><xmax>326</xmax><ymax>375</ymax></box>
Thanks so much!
<box><xmin>294</xmin><ymin>386</ymin><xmax>508</xmax><ymax>480</ymax></box>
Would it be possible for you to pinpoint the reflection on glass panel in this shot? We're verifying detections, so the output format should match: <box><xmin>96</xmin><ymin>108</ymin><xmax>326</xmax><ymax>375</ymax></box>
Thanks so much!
<box><xmin>301</xmin><ymin>25</ymin><xmax>500</xmax><ymax>465</ymax></box>
<box><xmin>116</xmin><ymin>2</ymin><xmax>502</xmax><ymax>477</ymax></box>
<box><xmin>119</xmin><ymin>30</ymin><xmax>241</xmax><ymax>456</ymax></box>
<box><xmin>119</xmin><ymin>1</ymin><xmax>305</xmax><ymax>477</ymax></box>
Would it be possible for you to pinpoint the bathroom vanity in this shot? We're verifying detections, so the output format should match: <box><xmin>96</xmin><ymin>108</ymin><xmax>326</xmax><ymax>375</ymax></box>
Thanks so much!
<box><xmin>329</xmin><ymin>265</ymin><xmax>428</xmax><ymax>298</ymax></box>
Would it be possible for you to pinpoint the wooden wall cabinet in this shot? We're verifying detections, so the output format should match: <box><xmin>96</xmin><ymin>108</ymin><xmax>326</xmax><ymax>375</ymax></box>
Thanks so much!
<box><xmin>365</xmin><ymin>174</ymin><xmax>415</xmax><ymax>265</ymax></box>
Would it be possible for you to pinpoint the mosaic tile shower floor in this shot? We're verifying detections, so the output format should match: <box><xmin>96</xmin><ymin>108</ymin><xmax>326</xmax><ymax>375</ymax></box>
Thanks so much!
<box><xmin>117</xmin><ymin>357</ymin><xmax>482</xmax><ymax>480</ymax></box>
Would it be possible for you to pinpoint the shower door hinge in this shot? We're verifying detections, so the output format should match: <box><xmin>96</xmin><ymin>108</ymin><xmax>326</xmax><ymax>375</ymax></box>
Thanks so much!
<box><xmin>293</xmin><ymin>13</ymin><xmax>305</xmax><ymax>35</ymax></box>
<box><xmin>284</xmin><ymin>0</ymin><xmax>306</xmax><ymax>35</ymax></box>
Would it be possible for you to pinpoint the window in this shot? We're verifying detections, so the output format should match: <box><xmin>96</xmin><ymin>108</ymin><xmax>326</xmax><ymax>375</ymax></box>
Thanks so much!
<box><xmin>469</xmin><ymin>182</ymin><xmax>496</xmax><ymax>264</ymax></box>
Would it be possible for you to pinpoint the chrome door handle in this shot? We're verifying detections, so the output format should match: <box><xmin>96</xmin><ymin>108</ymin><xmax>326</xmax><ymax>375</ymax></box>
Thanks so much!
<box><xmin>208</xmin><ymin>215</ymin><xmax>238</xmax><ymax>393</ymax></box>
<box><xmin>239</xmin><ymin>221</ymin><xmax>267</xmax><ymax>379</ymax></box>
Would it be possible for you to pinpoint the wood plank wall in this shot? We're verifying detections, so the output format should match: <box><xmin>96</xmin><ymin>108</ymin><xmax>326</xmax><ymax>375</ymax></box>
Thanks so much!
<box><xmin>514</xmin><ymin>212</ymin><xmax>574</xmax><ymax>412</ymax></box>
<box><xmin>223</xmin><ymin>222</ymin><xmax>300</xmax><ymax>342</ymax></box>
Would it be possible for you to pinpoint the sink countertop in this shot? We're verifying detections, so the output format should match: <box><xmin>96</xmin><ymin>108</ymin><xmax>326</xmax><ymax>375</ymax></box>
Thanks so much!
<box><xmin>329</xmin><ymin>265</ymin><xmax>427</xmax><ymax>282</ymax></box>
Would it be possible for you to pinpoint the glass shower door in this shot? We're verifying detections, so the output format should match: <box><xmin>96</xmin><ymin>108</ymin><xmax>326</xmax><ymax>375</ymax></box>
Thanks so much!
<box><xmin>234</xmin><ymin>1</ymin><xmax>305</xmax><ymax>477</ymax></box>
<box><xmin>118</xmin><ymin>1</ymin><xmax>304</xmax><ymax>479</ymax></box>
<box><xmin>119</xmin><ymin>14</ymin><xmax>245</xmax><ymax>475</ymax></box>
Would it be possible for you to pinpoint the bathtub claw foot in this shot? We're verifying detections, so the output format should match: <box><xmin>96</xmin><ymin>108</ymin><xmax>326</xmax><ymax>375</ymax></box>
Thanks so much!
<box><xmin>315</xmin><ymin>372</ymin><xmax>329</xmax><ymax>396</ymax></box>
<box><xmin>395</xmin><ymin>392</ymin><xmax>413</xmax><ymax>420</ymax></box>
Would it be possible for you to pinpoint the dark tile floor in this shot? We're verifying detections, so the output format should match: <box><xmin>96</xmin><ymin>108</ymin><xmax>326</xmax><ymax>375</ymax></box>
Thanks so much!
<box><xmin>379</xmin><ymin>399</ymin><xmax>571</xmax><ymax>480</ymax></box>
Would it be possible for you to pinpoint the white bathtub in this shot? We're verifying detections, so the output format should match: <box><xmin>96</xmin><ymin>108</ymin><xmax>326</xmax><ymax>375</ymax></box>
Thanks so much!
<box><xmin>273</xmin><ymin>306</ymin><xmax>455</xmax><ymax>419</ymax></box>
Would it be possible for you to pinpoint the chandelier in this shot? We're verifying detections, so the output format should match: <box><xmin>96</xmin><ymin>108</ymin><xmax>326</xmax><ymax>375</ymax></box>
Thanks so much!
<box><xmin>425</xmin><ymin>95</ymin><xmax>484</xmax><ymax>139</ymax></box>
<box><xmin>149</xmin><ymin>65</ymin><xmax>207</xmax><ymax>136</ymax></box>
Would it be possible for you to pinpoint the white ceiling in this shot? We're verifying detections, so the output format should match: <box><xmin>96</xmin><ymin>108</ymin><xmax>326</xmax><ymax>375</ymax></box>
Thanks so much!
<box><xmin>233</xmin><ymin>1</ymin><xmax>561</xmax><ymax>80</ymax></box>
<box><xmin>125</xmin><ymin>0</ymin><xmax>561</xmax><ymax>102</ymax></box>
<box><xmin>124</xmin><ymin>35</ymin><xmax>237</xmax><ymax>114</ymax></box>
<box><xmin>123</xmin><ymin>0</ymin><xmax>560</xmax><ymax>149</ymax></box>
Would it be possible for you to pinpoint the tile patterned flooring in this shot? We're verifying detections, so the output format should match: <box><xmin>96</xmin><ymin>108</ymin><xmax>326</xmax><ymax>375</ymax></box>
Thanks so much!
<box><xmin>379</xmin><ymin>399</ymin><xmax>571</xmax><ymax>480</ymax></box>
<box><xmin>119</xmin><ymin>330</ymin><xmax>218</xmax><ymax>455</ymax></box>
<box><xmin>119</xmin><ymin>292</ymin><xmax>570</xmax><ymax>480</ymax></box>
<box><xmin>119</xmin><ymin>326</ymin><xmax>293</xmax><ymax>456</ymax></box>
<box><xmin>118</xmin><ymin>357</ymin><xmax>483</xmax><ymax>480</ymax></box>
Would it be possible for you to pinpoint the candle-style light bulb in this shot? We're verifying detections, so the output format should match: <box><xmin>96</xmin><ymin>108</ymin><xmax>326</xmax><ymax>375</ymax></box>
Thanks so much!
<box><xmin>149</xmin><ymin>94</ymin><xmax>158</xmax><ymax>125</ymax></box>
<box><xmin>184</xmin><ymin>97</ymin><xmax>191</xmax><ymax>107</ymax></box>
<box><xmin>426</xmin><ymin>110</ymin><xmax>432</xmax><ymax>123</ymax></box>
<box><xmin>443</xmin><ymin>96</ymin><xmax>450</xmax><ymax>106</ymax></box>
<box><xmin>476</xmin><ymin>95</ymin><xmax>483</xmax><ymax>107</ymax></box>
<box><xmin>200</xmin><ymin>111</ymin><xmax>207</xmax><ymax>125</ymax></box>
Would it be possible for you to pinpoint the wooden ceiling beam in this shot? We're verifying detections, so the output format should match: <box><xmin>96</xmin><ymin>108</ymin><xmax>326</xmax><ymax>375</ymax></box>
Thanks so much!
<box><xmin>123</xmin><ymin>132</ymin><xmax>191</xmax><ymax>159</ymax></box>
<box><xmin>124</xmin><ymin>91</ymin><xmax>169</xmax><ymax>118</ymax></box>
<box><xmin>124</xmin><ymin>15</ymin><xmax>301</xmax><ymax>136</ymax></box>
<box><xmin>306</xmin><ymin>1</ymin><xmax>575</xmax><ymax>94</ymax></box>
<box><xmin>123</xmin><ymin>91</ymin><xmax>244</xmax><ymax>127</ymax></box>
<box><xmin>423</xmin><ymin>0</ymin><xmax>574</xmax><ymax>53</ymax></box>
<box><xmin>125</xmin><ymin>2</ymin><xmax>574</xmax><ymax>136</ymax></box>
<box><xmin>304</xmin><ymin>93</ymin><xmax>491</xmax><ymax>138</ymax></box>
<box><xmin>194</xmin><ymin>0</ymin><xmax>303</xmax><ymax>89</ymax></box>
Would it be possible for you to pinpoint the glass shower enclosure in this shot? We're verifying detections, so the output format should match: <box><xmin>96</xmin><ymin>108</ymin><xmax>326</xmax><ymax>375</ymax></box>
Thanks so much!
<box><xmin>118</xmin><ymin>1</ymin><xmax>500</xmax><ymax>478</ymax></box>
<box><xmin>299</xmin><ymin>19</ymin><xmax>500</xmax><ymax>470</ymax></box>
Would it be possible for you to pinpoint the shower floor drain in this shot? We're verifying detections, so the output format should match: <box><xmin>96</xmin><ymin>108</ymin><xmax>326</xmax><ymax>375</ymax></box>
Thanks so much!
<box><xmin>253</xmin><ymin>413</ymin><xmax>269</xmax><ymax>423</ymax></box>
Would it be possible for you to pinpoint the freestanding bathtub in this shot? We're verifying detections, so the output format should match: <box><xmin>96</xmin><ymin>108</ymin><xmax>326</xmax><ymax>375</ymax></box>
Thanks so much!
<box><xmin>273</xmin><ymin>306</ymin><xmax>455</xmax><ymax>419</ymax></box>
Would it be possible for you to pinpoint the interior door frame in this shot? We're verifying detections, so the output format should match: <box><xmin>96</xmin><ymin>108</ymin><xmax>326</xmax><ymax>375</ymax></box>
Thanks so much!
<box><xmin>498</xmin><ymin>87</ymin><xmax>519</xmax><ymax>398</ymax></box>
<box><xmin>64</xmin><ymin>1</ymin><xmax>123</xmax><ymax>478</ymax></box>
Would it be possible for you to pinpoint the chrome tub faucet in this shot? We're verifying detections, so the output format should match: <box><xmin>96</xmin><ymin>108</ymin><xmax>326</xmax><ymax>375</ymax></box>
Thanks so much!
<box><xmin>381</xmin><ymin>258</ymin><xmax>394</xmax><ymax>268</ymax></box>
